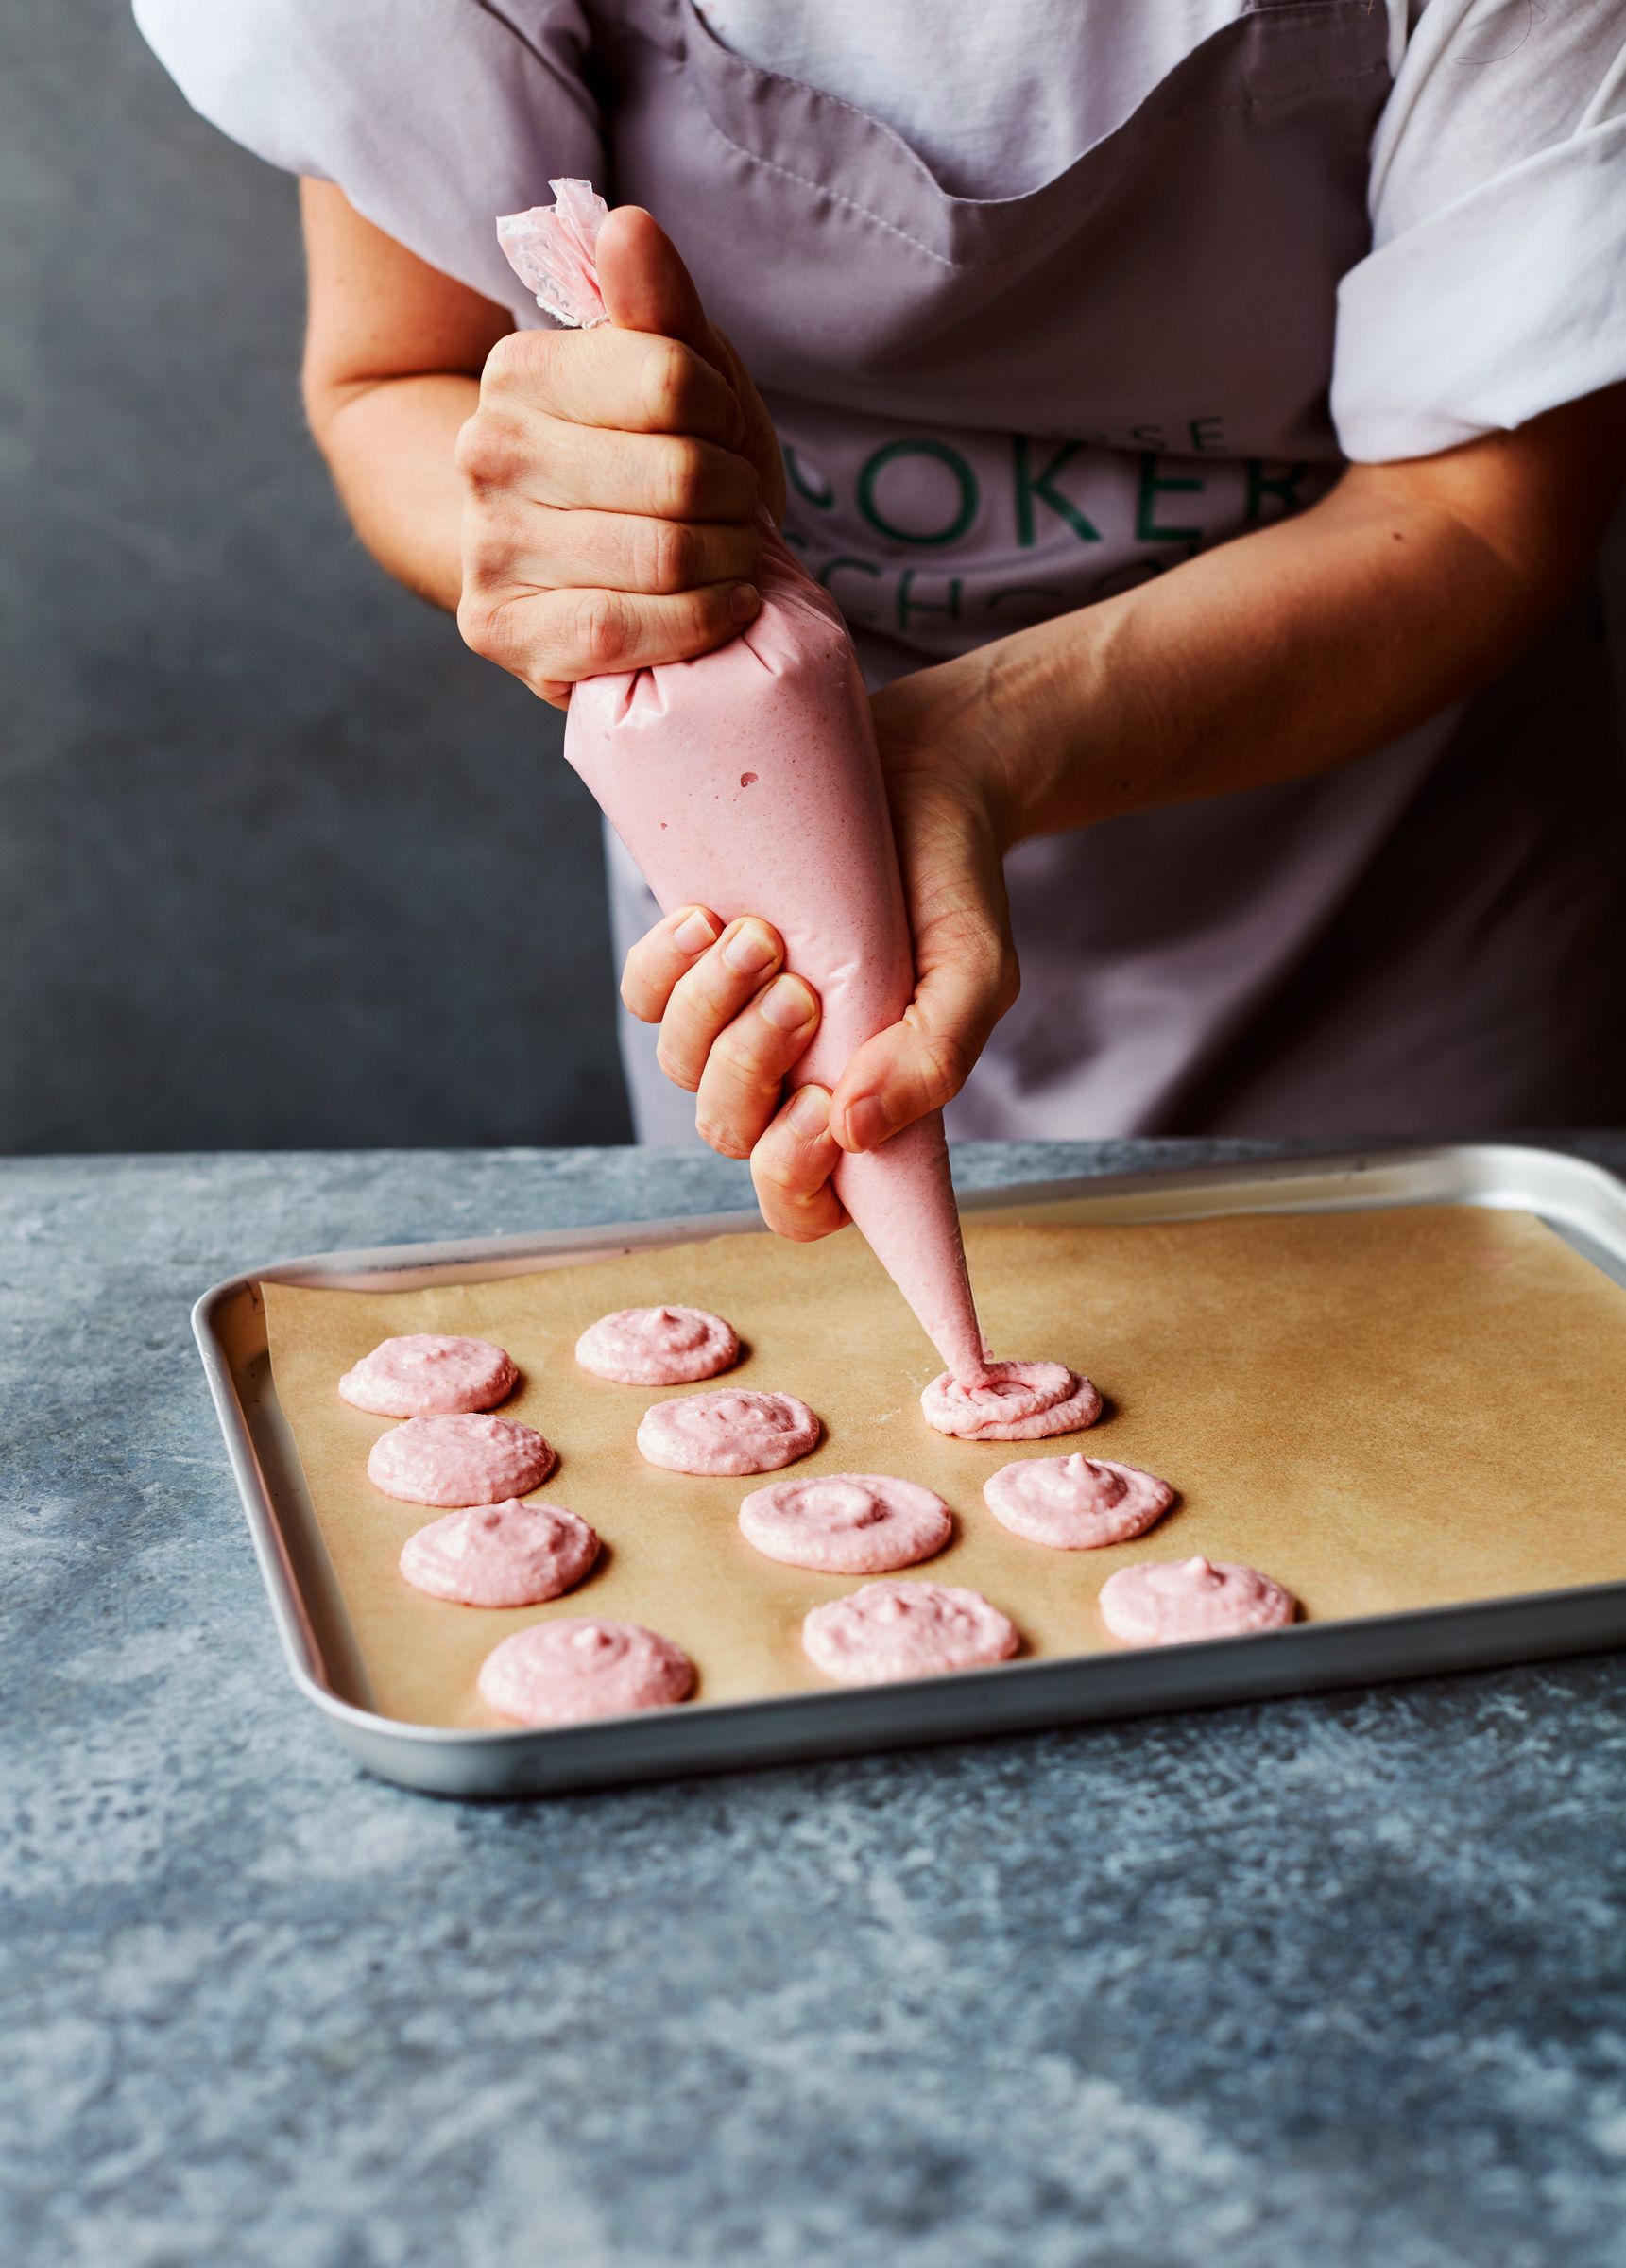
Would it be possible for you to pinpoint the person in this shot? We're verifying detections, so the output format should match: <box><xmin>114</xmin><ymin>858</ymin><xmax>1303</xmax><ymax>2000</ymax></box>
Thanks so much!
<box><xmin>138</xmin><ymin>0</ymin><xmax>1626</xmax><ymax>1242</ymax></box>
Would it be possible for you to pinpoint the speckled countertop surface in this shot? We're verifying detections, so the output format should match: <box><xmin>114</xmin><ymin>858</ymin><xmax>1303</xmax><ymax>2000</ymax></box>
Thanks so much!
<box><xmin>6</xmin><ymin>1137</ymin><xmax>1626</xmax><ymax>2268</ymax></box>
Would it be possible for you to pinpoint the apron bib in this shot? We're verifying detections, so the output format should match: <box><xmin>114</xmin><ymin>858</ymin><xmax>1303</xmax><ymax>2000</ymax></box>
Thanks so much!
<box><xmin>584</xmin><ymin>0</ymin><xmax>1626</xmax><ymax>1138</ymax></box>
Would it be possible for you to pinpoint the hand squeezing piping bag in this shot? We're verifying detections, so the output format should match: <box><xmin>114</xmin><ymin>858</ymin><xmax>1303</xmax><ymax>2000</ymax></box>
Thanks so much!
<box><xmin>498</xmin><ymin>181</ymin><xmax>986</xmax><ymax>1383</ymax></box>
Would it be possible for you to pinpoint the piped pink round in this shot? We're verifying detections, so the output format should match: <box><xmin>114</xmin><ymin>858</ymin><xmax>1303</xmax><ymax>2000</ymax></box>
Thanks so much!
<box><xmin>368</xmin><ymin>1413</ymin><xmax>556</xmax><ymax>1506</ymax></box>
<box><xmin>921</xmin><ymin>1359</ymin><xmax>1103</xmax><ymax>1442</ymax></box>
<box><xmin>984</xmin><ymin>1453</ymin><xmax>1174</xmax><ymax>1549</ymax></box>
<box><xmin>338</xmin><ymin>1333</ymin><xmax>517</xmax><ymax>1418</ymax></box>
<box><xmin>478</xmin><ymin>1618</ymin><xmax>693</xmax><ymax>1726</ymax></box>
<box><xmin>1098</xmin><ymin>1555</ymin><xmax>1297</xmax><ymax>1646</ymax></box>
<box><xmin>739</xmin><ymin>1473</ymin><xmax>951</xmax><ymax>1574</ymax></box>
<box><xmin>637</xmin><ymin>1389</ymin><xmax>820</xmax><ymax>1476</ymax></box>
<box><xmin>575</xmin><ymin>1304</ymin><xmax>739</xmax><ymax>1386</ymax></box>
<box><xmin>399</xmin><ymin>1500</ymin><xmax>599</xmax><ymax>1607</ymax></box>
<box><xmin>802</xmin><ymin>1580</ymin><xmax>1019</xmax><ymax>1686</ymax></box>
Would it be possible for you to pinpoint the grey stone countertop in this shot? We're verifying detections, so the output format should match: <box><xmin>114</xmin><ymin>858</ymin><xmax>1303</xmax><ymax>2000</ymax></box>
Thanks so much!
<box><xmin>7</xmin><ymin>1136</ymin><xmax>1626</xmax><ymax>2268</ymax></box>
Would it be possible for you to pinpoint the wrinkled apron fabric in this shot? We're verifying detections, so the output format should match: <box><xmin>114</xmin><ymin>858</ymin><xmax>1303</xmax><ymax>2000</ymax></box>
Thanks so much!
<box><xmin>590</xmin><ymin>0</ymin><xmax>1626</xmax><ymax>1139</ymax></box>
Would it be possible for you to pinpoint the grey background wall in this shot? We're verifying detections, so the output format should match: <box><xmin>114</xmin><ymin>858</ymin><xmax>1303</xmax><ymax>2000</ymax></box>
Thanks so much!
<box><xmin>6</xmin><ymin>6</ymin><xmax>1624</xmax><ymax>1155</ymax></box>
<box><xmin>4</xmin><ymin>2</ymin><xmax>631</xmax><ymax>1153</ymax></box>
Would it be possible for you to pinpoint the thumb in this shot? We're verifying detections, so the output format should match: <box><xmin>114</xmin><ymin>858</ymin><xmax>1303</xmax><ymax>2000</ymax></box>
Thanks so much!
<box><xmin>596</xmin><ymin>202</ymin><xmax>786</xmax><ymax>522</ymax></box>
<box><xmin>828</xmin><ymin>960</ymin><xmax>1003</xmax><ymax>1156</ymax></box>
<box><xmin>829</xmin><ymin>757</ymin><xmax>1020</xmax><ymax>1150</ymax></box>
<box><xmin>596</xmin><ymin>205</ymin><xmax>720</xmax><ymax>365</ymax></box>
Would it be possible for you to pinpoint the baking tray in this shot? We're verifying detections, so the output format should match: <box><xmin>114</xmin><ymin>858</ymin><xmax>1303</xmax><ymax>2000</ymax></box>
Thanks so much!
<box><xmin>193</xmin><ymin>1144</ymin><xmax>1626</xmax><ymax>1798</ymax></box>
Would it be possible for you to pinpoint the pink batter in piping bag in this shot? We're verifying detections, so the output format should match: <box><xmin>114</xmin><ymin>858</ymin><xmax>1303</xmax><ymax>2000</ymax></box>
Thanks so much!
<box><xmin>498</xmin><ymin>181</ymin><xmax>986</xmax><ymax>1383</ymax></box>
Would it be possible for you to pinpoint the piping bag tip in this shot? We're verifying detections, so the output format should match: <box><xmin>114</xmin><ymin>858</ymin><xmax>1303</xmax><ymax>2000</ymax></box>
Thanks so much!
<box><xmin>830</xmin><ymin>1114</ymin><xmax>988</xmax><ymax>1385</ymax></box>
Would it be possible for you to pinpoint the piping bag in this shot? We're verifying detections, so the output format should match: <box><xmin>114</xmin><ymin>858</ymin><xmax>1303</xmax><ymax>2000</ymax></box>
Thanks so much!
<box><xmin>499</xmin><ymin>180</ymin><xmax>987</xmax><ymax>1383</ymax></box>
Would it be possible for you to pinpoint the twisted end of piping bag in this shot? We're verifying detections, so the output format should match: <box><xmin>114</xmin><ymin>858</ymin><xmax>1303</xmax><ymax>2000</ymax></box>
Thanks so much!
<box><xmin>498</xmin><ymin>180</ymin><xmax>610</xmax><ymax>328</ymax></box>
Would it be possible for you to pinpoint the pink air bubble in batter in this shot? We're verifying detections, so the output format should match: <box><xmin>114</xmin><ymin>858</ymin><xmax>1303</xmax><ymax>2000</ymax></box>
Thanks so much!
<box><xmin>921</xmin><ymin>1360</ymin><xmax>1103</xmax><ymax>1442</ymax></box>
<box><xmin>575</xmin><ymin>1304</ymin><xmax>739</xmax><ymax>1386</ymax></box>
<box><xmin>399</xmin><ymin>1500</ymin><xmax>599</xmax><ymax>1607</ymax></box>
<box><xmin>1098</xmin><ymin>1555</ymin><xmax>1297</xmax><ymax>1646</ymax></box>
<box><xmin>498</xmin><ymin>181</ymin><xmax>986</xmax><ymax>1387</ymax></box>
<box><xmin>803</xmin><ymin>1580</ymin><xmax>1020</xmax><ymax>1685</ymax></box>
<box><xmin>368</xmin><ymin>1413</ymin><xmax>556</xmax><ymax>1506</ymax></box>
<box><xmin>338</xmin><ymin>1333</ymin><xmax>518</xmax><ymax>1418</ymax></box>
<box><xmin>637</xmin><ymin>1388</ymin><xmax>821</xmax><ymax>1476</ymax></box>
<box><xmin>478</xmin><ymin>1617</ymin><xmax>693</xmax><ymax>1726</ymax></box>
<box><xmin>739</xmin><ymin>1473</ymin><xmax>951</xmax><ymax>1574</ymax></box>
<box><xmin>983</xmin><ymin>1454</ymin><xmax>1174</xmax><ymax>1549</ymax></box>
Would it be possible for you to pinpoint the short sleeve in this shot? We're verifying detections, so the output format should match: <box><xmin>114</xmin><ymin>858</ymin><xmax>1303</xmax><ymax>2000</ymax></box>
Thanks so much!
<box><xmin>1332</xmin><ymin>0</ymin><xmax>1626</xmax><ymax>460</ymax></box>
<box><xmin>133</xmin><ymin>0</ymin><xmax>604</xmax><ymax>316</ymax></box>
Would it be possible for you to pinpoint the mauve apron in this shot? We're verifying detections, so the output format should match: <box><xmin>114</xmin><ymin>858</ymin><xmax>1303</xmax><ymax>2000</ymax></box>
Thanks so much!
<box><xmin>583</xmin><ymin>0</ymin><xmax>1626</xmax><ymax>1140</ymax></box>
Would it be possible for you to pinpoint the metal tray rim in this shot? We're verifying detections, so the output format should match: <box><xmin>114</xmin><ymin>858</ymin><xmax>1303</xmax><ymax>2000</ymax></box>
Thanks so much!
<box><xmin>191</xmin><ymin>1141</ymin><xmax>1626</xmax><ymax>1795</ymax></box>
<box><xmin>193</xmin><ymin>1139</ymin><xmax>1626</xmax><ymax>1299</ymax></box>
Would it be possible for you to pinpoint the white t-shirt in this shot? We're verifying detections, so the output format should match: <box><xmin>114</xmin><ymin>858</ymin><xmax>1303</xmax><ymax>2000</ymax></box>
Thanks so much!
<box><xmin>137</xmin><ymin>0</ymin><xmax>1626</xmax><ymax>461</ymax></box>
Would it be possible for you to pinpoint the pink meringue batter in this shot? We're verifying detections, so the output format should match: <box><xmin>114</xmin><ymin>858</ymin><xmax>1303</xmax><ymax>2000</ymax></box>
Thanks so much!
<box><xmin>367</xmin><ymin>1413</ymin><xmax>556</xmax><ymax>1506</ymax></box>
<box><xmin>1099</xmin><ymin>1555</ymin><xmax>1297</xmax><ymax>1646</ymax></box>
<box><xmin>478</xmin><ymin>1617</ymin><xmax>694</xmax><ymax>1726</ymax></box>
<box><xmin>338</xmin><ymin>1333</ymin><xmax>517</xmax><ymax>1418</ymax></box>
<box><xmin>739</xmin><ymin>1473</ymin><xmax>951</xmax><ymax>1574</ymax></box>
<box><xmin>802</xmin><ymin>1579</ymin><xmax>1020</xmax><ymax>1685</ymax></box>
<box><xmin>399</xmin><ymin>1500</ymin><xmax>599</xmax><ymax>1607</ymax></box>
<box><xmin>636</xmin><ymin>1388</ymin><xmax>821</xmax><ymax>1476</ymax></box>
<box><xmin>575</xmin><ymin>1303</ymin><xmax>739</xmax><ymax>1386</ymax></box>
<box><xmin>921</xmin><ymin>1360</ymin><xmax>1103</xmax><ymax>1442</ymax></box>
<box><xmin>984</xmin><ymin>1453</ymin><xmax>1174</xmax><ymax>1550</ymax></box>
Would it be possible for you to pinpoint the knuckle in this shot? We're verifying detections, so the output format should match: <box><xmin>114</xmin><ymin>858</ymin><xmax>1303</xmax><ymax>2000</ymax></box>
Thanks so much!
<box><xmin>752</xmin><ymin>1166</ymin><xmax>830</xmax><ymax>1239</ymax></box>
<box><xmin>637</xmin><ymin>515</ymin><xmax>693</xmax><ymax>596</ymax></box>
<box><xmin>656</xmin><ymin>436</ymin><xmax>708</xmax><ymax>520</ymax></box>
<box><xmin>925</xmin><ymin>908</ymin><xmax>1021</xmax><ymax>1020</ymax></box>
<box><xmin>455</xmin><ymin>594</ymin><xmax>510</xmax><ymax>663</ymax></box>
<box><xmin>460</xmin><ymin>513</ymin><xmax>524</xmax><ymax>593</ymax></box>
<box><xmin>654</xmin><ymin>1040</ymin><xmax>699</xmax><ymax>1093</ymax></box>
<box><xmin>933</xmin><ymin>902</ymin><xmax>1001</xmax><ymax>962</ymax></box>
<box><xmin>680</xmin><ymin>583</ymin><xmax>732</xmax><ymax>649</ymax></box>
<box><xmin>481</xmin><ymin>328</ymin><xmax>548</xmax><ymax>394</ymax></box>
<box><xmin>640</xmin><ymin>337</ymin><xmax>694</xmax><ymax>433</ymax></box>
<box><xmin>709</xmin><ymin>1026</ymin><xmax>769</xmax><ymax>1091</ymax></box>
<box><xmin>777</xmin><ymin>1214</ymin><xmax>830</xmax><ymax>1245</ymax></box>
<box><xmin>694</xmin><ymin>1112</ymin><xmax>753</xmax><ymax>1160</ymax></box>
<box><xmin>563</xmin><ymin>588</ymin><xmax>632</xmax><ymax>671</ymax></box>
<box><xmin>751</xmin><ymin>1144</ymin><xmax>801</xmax><ymax>1199</ymax></box>
<box><xmin>970</xmin><ymin>930</ymin><xmax>1022</xmax><ymax>1021</ymax></box>
<box><xmin>618</xmin><ymin>933</ymin><xmax>671</xmax><ymax>1016</ymax></box>
<box><xmin>455</xmin><ymin>410</ymin><xmax>522</xmax><ymax>491</ymax></box>
<box><xmin>479</xmin><ymin>336</ymin><xmax>521</xmax><ymax>394</ymax></box>
<box><xmin>916</xmin><ymin>1030</ymin><xmax>975</xmax><ymax>1110</ymax></box>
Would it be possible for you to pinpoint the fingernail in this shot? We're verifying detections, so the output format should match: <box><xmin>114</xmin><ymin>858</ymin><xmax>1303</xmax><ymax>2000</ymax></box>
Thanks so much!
<box><xmin>787</xmin><ymin>1085</ymin><xmax>830</xmax><ymax>1138</ymax></box>
<box><xmin>760</xmin><ymin>974</ymin><xmax>813</xmax><ymax>1032</ymax></box>
<box><xmin>843</xmin><ymin>1095</ymin><xmax>894</xmax><ymax>1152</ymax></box>
<box><xmin>673</xmin><ymin>908</ymin><xmax>717</xmax><ymax>954</ymax></box>
<box><xmin>723</xmin><ymin>920</ymin><xmax>776</xmax><ymax>975</ymax></box>
<box><xmin>729</xmin><ymin>583</ymin><xmax>762</xmax><ymax>624</ymax></box>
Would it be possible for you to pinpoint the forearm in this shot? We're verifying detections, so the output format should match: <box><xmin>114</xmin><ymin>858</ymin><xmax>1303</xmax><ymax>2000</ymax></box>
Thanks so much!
<box><xmin>299</xmin><ymin>178</ymin><xmax>516</xmax><ymax>614</ymax></box>
<box><xmin>308</xmin><ymin>372</ymin><xmax>475</xmax><ymax>613</ymax></box>
<box><xmin>978</xmin><ymin>404</ymin><xmax>1623</xmax><ymax>845</ymax></box>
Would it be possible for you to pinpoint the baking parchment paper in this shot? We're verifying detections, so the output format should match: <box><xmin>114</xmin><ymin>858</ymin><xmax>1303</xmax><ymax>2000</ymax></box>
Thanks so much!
<box><xmin>260</xmin><ymin>1203</ymin><xmax>1626</xmax><ymax>1728</ymax></box>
